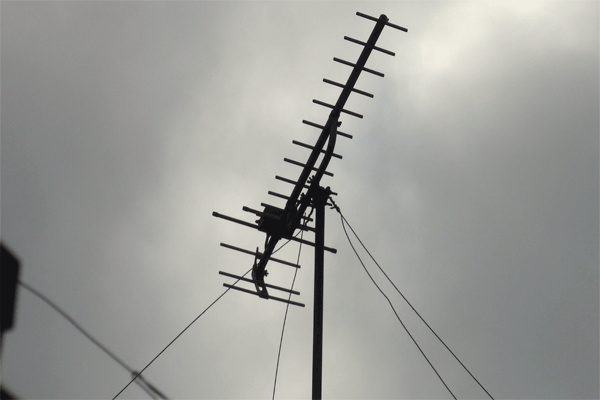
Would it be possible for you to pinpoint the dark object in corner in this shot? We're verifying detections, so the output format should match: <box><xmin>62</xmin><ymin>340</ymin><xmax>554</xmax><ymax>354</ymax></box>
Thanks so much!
<box><xmin>1</xmin><ymin>243</ymin><xmax>20</xmax><ymax>334</ymax></box>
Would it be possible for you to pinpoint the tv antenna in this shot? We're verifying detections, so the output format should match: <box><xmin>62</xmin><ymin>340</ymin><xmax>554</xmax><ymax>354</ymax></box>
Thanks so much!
<box><xmin>213</xmin><ymin>12</ymin><xmax>407</xmax><ymax>399</ymax></box>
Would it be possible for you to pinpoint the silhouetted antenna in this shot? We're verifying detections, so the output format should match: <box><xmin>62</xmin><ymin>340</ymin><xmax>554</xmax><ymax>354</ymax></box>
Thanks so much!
<box><xmin>213</xmin><ymin>11</ymin><xmax>406</xmax><ymax>399</ymax></box>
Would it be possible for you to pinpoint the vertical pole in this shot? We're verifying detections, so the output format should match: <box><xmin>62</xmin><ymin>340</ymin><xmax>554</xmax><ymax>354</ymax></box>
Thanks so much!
<box><xmin>312</xmin><ymin>186</ymin><xmax>329</xmax><ymax>400</ymax></box>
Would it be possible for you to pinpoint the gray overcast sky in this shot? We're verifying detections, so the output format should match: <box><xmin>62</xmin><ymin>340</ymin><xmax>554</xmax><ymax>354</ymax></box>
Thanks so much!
<box><xmin>1</xmin><ymin>1</ymin><xmax>598</xmax><ymax>399</ymax></box>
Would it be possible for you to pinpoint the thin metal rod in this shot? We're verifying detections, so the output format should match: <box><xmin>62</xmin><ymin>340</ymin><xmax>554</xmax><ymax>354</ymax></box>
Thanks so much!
<box><xmin>322</xmin><ymin>78</ymin><xmax>374</xmax><ymax>98</ymax></box>
<box><xmin>289</xmin><ymin>235</ymin><xmax>337</xmax><ymax>254</ymax></box>
<box><xmin>293</xmin><ymin>140</ymin><xmax>343</xmax><ymax>159</ymax></box>
<box><xmin>223</xmin><ymin>284</ymin><xmax>305</xmax><ymax>307</ymax></box>
<box><xmin>333</xmin><ymin>57</ymin><xmax>384</xmax><ymax>77</ymax></box>
<box><xmin>219</xmin><ymin>243</ymin><xmax>301</xmax><ymax>268</ymax></box>
<box><xmin>356</xmin><ymin>11</ymin><xmax>408</xmax><ymax>32</ymax></box>
<box><xmin>312</xmin><ymin>99</ymin><xmax>364</xmax><ymax>119</ymax></box>
<box><xmin>276</xmin><ymin>176</ymin><xmax>338</xmax><ymax>196</ymax></box>
<box><xmin>285</xmin><ymin>158</ymin><xmax>334</xmax><ymax>177</ymax></box>
<box><xmin>212</xmin><ymin>212</ymin><xmax>258</xmax><ymax>230</ymax></box>
<box><xmin>343</xmin><ymin>36</ymin><xmax>395</xmax><ymax>56</ymax></box>
<box><xmin>302</xmin><ymin>120</ymin><xmax>353</xmax><ymax>139</ymax></box>
<box><xmin>219</xmin><ymin>271</ymin><xmax>301</xmax><ymax>295</ymax></box>
<box><xmin>268</xmin><ymin>191</ymin><xmax>290</xmax><ymax>201</ymax></box>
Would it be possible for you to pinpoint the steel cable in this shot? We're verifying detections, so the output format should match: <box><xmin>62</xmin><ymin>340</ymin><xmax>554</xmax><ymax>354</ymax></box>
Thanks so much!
<box><xmin>112</xmin><ymin>268</ymin><xmax>252</xmax><ymax>399</ymax></box>
<box><xmin>330</xmin><ymin>198</ymin><xmax>494</xmax><ymax>400</ymax></box>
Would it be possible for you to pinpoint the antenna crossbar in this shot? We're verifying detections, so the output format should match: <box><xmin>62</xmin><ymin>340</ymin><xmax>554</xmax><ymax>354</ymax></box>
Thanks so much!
<box><xmin>220</xmin><ymin>271</ymin><xmax>301</xmax><ymax>295</ymax></box>
<box><xmin>322</xmin><ymin>78</ymin><xmax>373</xmax><ymax>98</ymax></box>
<box><xmin>302</xmin><ymin>120</ymin><xmax>353</xmax><ymax>139</ymax></box>
<box><xmin>313</xmin><ymin>99</ymin><xmax>363</xmax><ymax>119</ymax></box>
<box><xmin>293</xmin><ymin>140</ymin><xmax>343</xmax><ymax>159</ymax></box>
<box><xmin>224</xmin><ymin>284</ymin><xmax>305</xmax><ymax>307</ymax></box>
<box><xmin>285</xmin><ymin>158</ymin><xmax>334</xmax><ymax>177</ymax></box>
<box><xmin>220</xmin><ymin>243</ymin><xmax>300</xmax><ymax>268</ymax></box>
<box><xmin>333</xmin><ymin>57</ymin><xmax>384</xmax><ymax>77</ymax></box>
<box><xmin>343</xmin><ymin>36</ymin><xmax>395</xmax><ymax>56</ymax></box>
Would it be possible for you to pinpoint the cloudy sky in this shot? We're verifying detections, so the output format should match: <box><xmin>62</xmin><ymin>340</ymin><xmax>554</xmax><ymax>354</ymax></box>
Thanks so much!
<box><xmin>1</xmin><ymin>1</ymin><xmax>598</xmax><ymax>399</ymax></box>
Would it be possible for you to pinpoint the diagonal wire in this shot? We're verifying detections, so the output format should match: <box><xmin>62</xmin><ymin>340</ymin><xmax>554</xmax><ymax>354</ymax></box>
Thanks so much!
<box><xmin>335</xmin><ymin>206</ymin><xmax>495</xmax><ymax>400</ymax></box>
<box><xmin>337</xmin><ymin>213</ymin><xmax>457</xmax><ymax>400</ymax></box>
<box><xmin>17</xmin><ymin>280</ymin><xmax>167</xmax><ymax>399</ymax></box>
<box><xmin>272</xmin><ymin>207</ymin><xmax>314</xmax><ymax>400</ymax></box>
<box><xmin>112</xmin><ymin>268</ymin><xmax>253</xmax><ymax>399</ymax></box>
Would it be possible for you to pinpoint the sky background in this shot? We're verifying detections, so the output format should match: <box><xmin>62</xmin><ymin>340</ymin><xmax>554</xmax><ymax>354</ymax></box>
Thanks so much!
<box><xmin>1</xmin><ymin>1</ymin><xmax>598</xmax><ymax>399</ymax></box>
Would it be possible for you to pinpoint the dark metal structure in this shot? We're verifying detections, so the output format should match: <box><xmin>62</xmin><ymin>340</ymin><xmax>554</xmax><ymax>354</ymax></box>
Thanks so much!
<box><xmin>213</xmin><ymin>12</ymin><xmax>406</xmax><ymax>399</ymax></box>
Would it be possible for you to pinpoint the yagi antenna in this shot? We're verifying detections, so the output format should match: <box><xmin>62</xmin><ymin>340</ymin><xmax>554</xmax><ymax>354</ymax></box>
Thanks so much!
<box><xmin>213</xmin><ymin>11</ymin><xmax>407</xmax><ymax>399</ymax></box>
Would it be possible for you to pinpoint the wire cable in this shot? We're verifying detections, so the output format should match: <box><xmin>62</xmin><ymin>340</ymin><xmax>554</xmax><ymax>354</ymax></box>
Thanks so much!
<box><xmin>17</xmin><ymin>280</ymin><xmax>167</xmax><ymax>399</ymax></box>
<box><xmin>271</xmin><ymin>207</ymin><xmax>314</xmax><ymax>400</ymax></box>
<box><xmin>334</xmin><ymin>209</ymin><xmax>457</xmax><ymax>399</ymax></box>
<box><xmin>330</xmin><ymin>198</ymin><xmax>495</xmax><ymax>400</ymax></box>
<box><xmin>112</xmin><ymin>268</ymin><xmax>252</xmax><ymax>399</ymax></box>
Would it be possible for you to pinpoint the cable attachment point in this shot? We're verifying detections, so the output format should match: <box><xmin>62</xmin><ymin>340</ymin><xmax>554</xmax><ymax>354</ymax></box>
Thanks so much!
<box><xmin>329</xmin><ymin>196</ymin><xmax>340</xmax><ymax>213</ymax></box>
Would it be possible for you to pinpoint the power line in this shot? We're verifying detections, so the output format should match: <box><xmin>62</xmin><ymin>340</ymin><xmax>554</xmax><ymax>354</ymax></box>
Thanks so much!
<box><xmin>272</xmin><ymin>207</ymin><xmax>313</xmax><ymax>400</ymax></box>
<box><xmin>16</xmin><ymin>280</ymin><xmax>167</xmax><ymax>399</ymax></box>
<box><xmin>330</xmin><ymin>199</ymin><xmax>494</xmax><ymax>400</ymax></box>
<box><xmin>112</xmin><ymin>268</ymin><xmax>252</xmax><ymax>399</ymax></box>
<box><xmin>328</xmin><ymin>199</ymin><xmax>456</xmax><ymax>399</ymax></box>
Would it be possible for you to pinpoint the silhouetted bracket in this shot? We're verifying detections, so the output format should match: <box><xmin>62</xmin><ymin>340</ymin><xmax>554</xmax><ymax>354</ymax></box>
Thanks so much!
<box><xmin>344</xmin><ymin>36</ymin><xmax>395</xmax><ymax>56</ymax></box>
<box><xmin>302</xmin><ymin>120</ymin><xmax>353</xmax><ymax>139</ymax></box>
<box><xmin>356</xmin><ymin>11</ymin><xmax>408</xmax><ymax>32</ymax></box>
<box><xmin>322</xmin><ymin>78</ymin><xmax>373</xmax><ymax>99</ymax></box>
<box><xmin>333</xmin><ymin>57</ymin><xmax>384</xmax><ymax>77</ymax></box>
<box><xmin>285</xmin><ymin>158</ymin><xmax>334</xmax><ymax>177</ymax></box>
<box><xmin>293</xmin><ymin>140</ymin><xmax>343</xmax><ymax>159</ymax></box>
<box><xmin>220</xmin><ymin>243</ymin><xmax>300</xmax><ymax>268</ymax></box>
<box><xmin>224</xmin><ymin>284</ymin><xmax>305</xmax><ymax>307</ymax></box>
<box><xmin>219</xmin><ymin>271</ymin><xmax>301</xmax><ymax>295</ymax></box>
